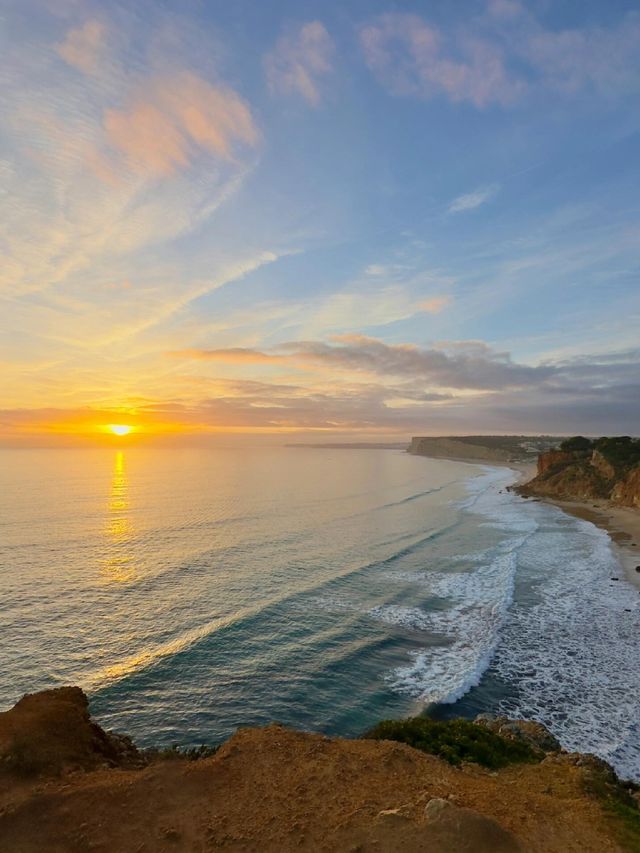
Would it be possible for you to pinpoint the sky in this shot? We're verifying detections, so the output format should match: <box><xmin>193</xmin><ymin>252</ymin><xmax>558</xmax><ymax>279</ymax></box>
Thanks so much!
<box><xmin>1</xmin><ymin>0</ymin><xmax>639</xmax><ymax>444</ymax></box>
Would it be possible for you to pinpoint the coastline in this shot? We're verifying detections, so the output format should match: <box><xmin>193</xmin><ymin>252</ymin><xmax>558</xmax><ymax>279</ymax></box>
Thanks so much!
<box><xmin>411</xmin><ymin>449</ymin><xmax>640</xmax><ymax>591</ymax></box>
<box><xmin>532</xmin><ymin>497</ymin><xmax>640</xmax><ymax>591</ymax></box>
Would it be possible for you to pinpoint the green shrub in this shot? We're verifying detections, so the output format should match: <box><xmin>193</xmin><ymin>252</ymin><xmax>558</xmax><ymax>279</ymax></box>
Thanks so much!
<box><xmin>593</xmin><ymin>436</ymin><xmax>640</xmax><ymax>471</ymax></box>
<box><xmin>559</xmin><ymin>436</ymin><xmax>594</xmax><ymax>452</ymax></box>
<box><xmin>364</xmin><ymin>717</ymin><xmax>540</xmax><ymax>769</ymax></box>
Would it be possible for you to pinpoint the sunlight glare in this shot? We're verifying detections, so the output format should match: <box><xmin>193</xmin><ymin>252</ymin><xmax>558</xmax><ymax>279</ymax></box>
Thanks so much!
<box><xmin>108</xmin><ymin>424</ymin><xmax>133</xmax><ymax>437</ymax></box>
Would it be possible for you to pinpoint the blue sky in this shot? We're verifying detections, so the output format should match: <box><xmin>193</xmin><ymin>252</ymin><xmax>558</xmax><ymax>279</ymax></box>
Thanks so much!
<box><xmin>1</xmin><ymin>0</ymin><xmax>639</xmax><ymax>441</ymax></box>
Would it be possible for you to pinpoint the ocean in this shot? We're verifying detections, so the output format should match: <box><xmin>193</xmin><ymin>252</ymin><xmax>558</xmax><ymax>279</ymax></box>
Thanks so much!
<box><xmin>1</xmin><ymin>446</ymin><xmax>638</xmax><ymax>780</ymax></box>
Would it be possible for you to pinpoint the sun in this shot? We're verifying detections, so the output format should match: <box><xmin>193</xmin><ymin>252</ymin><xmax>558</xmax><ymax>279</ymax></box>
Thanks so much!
<box><xmin>108</xmin><ymin>424</ymin><xmax>133</xmax><ymax>437</ymax></box>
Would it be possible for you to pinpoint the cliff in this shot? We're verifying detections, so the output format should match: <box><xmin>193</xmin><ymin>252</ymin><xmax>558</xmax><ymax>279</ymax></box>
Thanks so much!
<box><xmin>408</xmin><ymin>436</ymin><xmax>558</xmax><ymax>464</ymax></box>
<box><xmin>0</xmin><ymin>687</ymin><xmax>638</xmax><ymax>851</ymax></box>
<box><xmin>519</xmin><ymin>437</ymin><xmax>640</xmax><ymax>507</ymax></box>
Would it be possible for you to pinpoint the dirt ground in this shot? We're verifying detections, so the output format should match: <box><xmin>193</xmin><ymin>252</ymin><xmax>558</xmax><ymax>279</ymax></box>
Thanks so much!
<box><xmin>0</xmin><ymin>688</ymin><xmax>629</xmax><ymax>852</ymax></box>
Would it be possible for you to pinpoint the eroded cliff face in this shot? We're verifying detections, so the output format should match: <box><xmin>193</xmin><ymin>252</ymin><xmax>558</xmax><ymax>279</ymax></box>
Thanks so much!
<box><xmin>520</xmin><ymin>448</ymin><xmax>640</xmax><ymax>507</ymax></box>
<box><xmin>611</xmin><ymin>466</ymin><xmax>640</xmax><ymax>509</ymax></box>
<box><xmin>536</xmin><ymin>450</ymin><xmax>574</xmax><ymax>476</ymax></box>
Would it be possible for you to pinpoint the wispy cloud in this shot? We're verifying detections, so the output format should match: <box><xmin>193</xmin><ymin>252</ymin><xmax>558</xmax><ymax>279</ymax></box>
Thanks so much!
<box><xmin>359</xmin><ymin>7</ymin><xmax>640</xmax><ymax>107</ymax></box>
<box><xmin>264</xmin><ymin>21</ymin><xmax>334</xmax><ymax>105</ymax></box>
<box><xmin>448</xmin><ymin>184</ymin><xmax>499</xmax><ymax>214</ymax></box>
<box><xmin>170</xmin><ymin>335</ymin><xmax>554</xmax><ymax>391</ymax></box>
<box><xmin>1</xmin><ymin>6</ymin><xmax>262</xmax><ymax>300</ymax></box>
<box><xmin>359</xmin><ymin>13</ymin><xmax>522</xmax><ymax>107</ymax></box>
<box><xmin>6</xmin><ymin>342</ymin><xmax>639</xmax><ymax>440</ymax></box>
<box><xmin>56</xmin><ymin>19</ymin><xmax>106</xmax><ymax>74</ymax></box>
<box><xmin>418</xmin><ymin>295</ymin><xmax>451</xmax><ymax>313</ymax></box>
<box><xmin>103</xmin><ymin>72</ymin><xmax>258</xmax><ymax>178</ymax></box>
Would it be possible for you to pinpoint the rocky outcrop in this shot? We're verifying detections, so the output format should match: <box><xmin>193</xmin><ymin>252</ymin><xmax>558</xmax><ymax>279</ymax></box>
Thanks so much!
<box><xmin>0</xmin><ymin>686</ymin><xmax>143</xmax><ymax>777</ymax></box>
<box><xmin>611</xmin><ymin>466</ymin><xmax>640</xmax><ymax>509</ymax></box>
<box><xmin>536</xmin><ymin>450</ymin><xmax>574</xmax><ymax>476</ymax></box>
<box><xmin>590</xmin><ymin>450</ymin><xmax>617</xmax><ymax>481</ymax></box>
<box><xmin>520</xmin><ymin>441</ymin><xmax>640</xmax><ymax>508</ymax></box>
<box><xmin>474</xmin><ymin>714</ymin><xmax>562</xmax><ymax>753</ymax></box>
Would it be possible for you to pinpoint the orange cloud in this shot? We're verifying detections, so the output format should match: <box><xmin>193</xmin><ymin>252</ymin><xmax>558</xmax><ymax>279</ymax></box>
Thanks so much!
<box><xmin>56</xmin><ymin>20</ymin><xmax>106</xmax><ymax>74</ymax></box>
<box><xmin>418</xmin><ymin>295</ymin><xmax>451</xmax><ymax>313</ymax></box>
<box><xmin>104</xmin><ymin>72</ymin><xmax>259</xmax><ymax>176</ymax></box>
<box><xmin>169</xmin><ymin>348</ymin><xmax>284</xmax><ymax>364</ymax></box>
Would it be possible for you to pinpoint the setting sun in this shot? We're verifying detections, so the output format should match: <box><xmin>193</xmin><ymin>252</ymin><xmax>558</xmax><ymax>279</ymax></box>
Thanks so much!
<box><xmin>108</xmin><ymin>424</ymin><xmax>133</xmax><ymax>437</ymax></box>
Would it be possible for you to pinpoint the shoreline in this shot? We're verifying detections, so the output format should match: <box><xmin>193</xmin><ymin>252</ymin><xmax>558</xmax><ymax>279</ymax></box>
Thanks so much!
<box><xmin>411</xmin><ymin>450</ymin><xmax>640</xmax><ymax>590</ymax></box>
<box><xmin>532</xmin><ymin>497</ymin><xmax>640</xmax><ymax>591</ymax></box>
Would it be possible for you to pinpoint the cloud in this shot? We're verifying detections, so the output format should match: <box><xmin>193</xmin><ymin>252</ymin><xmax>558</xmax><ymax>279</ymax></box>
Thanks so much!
<box><xmin>418</xmin><ymin>295</ymin><xmax>451</xmax><ymax>313</ymax></box>
<box><xmin>6</xmin><ymin>344</ymin><xmax>640</xmax><ymax>440</ymax></box>
<box><xmin>56</xmin><ymin>19</ymin><xmax>106</xmax><ymax>73</ymax></box>
<box><xmin>359</xmin><ymin>13</ymin><xmax>522</xmax><ymax>107</ymax></box>
<box><xmin>264</xmin><ymin>21</ymin><xmax>334</xmax><ymax>105</ymax></box>
<box><xmin>448</xmin><ymin>184</ymin><xmax>499</xmax><ymax>214</ymax></box>
<box><xmin>1</xmin><ymin>6</ymin><xmax>263</xmax><ymax>301</ymax></box>
<box><xmin>365</xmin><ymin>264</ymin><xmax>387</xmax><ymax>276</ymax></box>
<box><xmin>524</xmin><ymin>17</ymin><xmax>640</xmax><ymax>97</ymax></box>
<box><xmin>104</xmin><ymin>72</ymin><xmax>259</xmax><ymax>177</ymax></box>
<box><xmin>170</xmin><ymin>347</ymin><xmax>284</xmax><ymax>364</ymax></box>
<box><xmin>359</xmin><ymin>8</ymin><xmax>640</xmax><ymax>107</ymax></box>
<box><xmin>171</xmin><ymin>335</ymin><xmax>555</xmax><ymax>391</ymax></box>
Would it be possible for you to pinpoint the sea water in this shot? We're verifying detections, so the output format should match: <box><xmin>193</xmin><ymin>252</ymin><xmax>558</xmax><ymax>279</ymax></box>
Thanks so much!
<box><xmin>0</xmin><ymin>447</ymin><xmax>638</xmax><ymax>779</ymax></box>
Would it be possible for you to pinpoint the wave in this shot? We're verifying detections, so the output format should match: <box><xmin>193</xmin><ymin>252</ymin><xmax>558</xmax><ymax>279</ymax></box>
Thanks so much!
<box><xmin>377</xmin><ymin>468</ymin><xmax>535</xmax><ymax>704</ymax></box>
<box><xmin>487</xmin><ymin>508</ymin><xmax>640</xmax><ymax>780</ymax></box>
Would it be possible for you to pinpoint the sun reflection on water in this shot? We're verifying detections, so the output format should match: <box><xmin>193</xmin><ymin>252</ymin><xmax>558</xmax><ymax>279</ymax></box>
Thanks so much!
<box><xmin>102</xmin><ymin>451</ymin><xmax>135</xmax><ymax>583</ymax></box>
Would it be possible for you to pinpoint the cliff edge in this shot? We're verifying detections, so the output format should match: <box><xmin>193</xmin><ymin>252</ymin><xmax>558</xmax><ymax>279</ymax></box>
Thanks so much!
<box><xmin>517</xmin><ymin>437</ymin><xmax>640</xmax><ymax>507</ymax></box>
<box><xmin>0</xmin><ymin>687</ymin><xmax>638</xmax><ymax>851</ymax></box>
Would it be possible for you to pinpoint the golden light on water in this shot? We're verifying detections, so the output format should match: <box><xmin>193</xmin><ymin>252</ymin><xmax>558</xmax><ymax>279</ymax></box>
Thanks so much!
<box><xmin>102</xmin><ymin>450</ymin><xmax>135</xmax><ymax>584</ymax></box>
<box><xmin>108</xmin><ymin>424</ymin><xmax>133</xmax><ymax>436</ymax></box>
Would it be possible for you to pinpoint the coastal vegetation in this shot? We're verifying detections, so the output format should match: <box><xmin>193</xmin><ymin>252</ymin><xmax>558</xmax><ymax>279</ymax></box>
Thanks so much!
<box><xmin>365</xmin><ymin>717</ymin><xmax>540</xmax><ymax>769</ymax></box>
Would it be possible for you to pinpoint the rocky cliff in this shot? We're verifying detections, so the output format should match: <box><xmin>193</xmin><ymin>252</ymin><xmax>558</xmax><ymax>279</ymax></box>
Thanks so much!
<box><xmin>0</xmin><ymin>687</ymin><xmax>638</xmax><ymax>851</ymax></box>
<box><xmin>519</xmin><ymin>437</ymin><xmax>640</xmax><ymax>508</ymax></box>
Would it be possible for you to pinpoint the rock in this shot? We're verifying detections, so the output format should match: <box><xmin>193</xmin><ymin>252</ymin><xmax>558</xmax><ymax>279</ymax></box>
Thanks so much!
<box><xmin>590</xmin><ymin>450</ymin><xmax>616</xmax><ymax>481</ymax></box>
<box><xmin>424</xmin><ymin>798</ymin><xmax>451</xmax><ymax>819</ymax></box>
<box><xmin>474</xmin><ymin>713</ymin><xmax>498</xmax><ymax>724</ymax></box>
<box><xmin>537</xmin><ymin>450</ymin><xmax>575</xmax><ymax>475</ymax></box>
<box><xmin>474</xmin><ymin>716</ymin><xmax>561</xmax><ymax>753</ymax></box>
<box><xmin>0</xmin><ymin>686</ymin><xmax>145</xmax><ymax>777</ymax></box>
<box><xmin>424</xmin><ymin>799</ymin><xmax>521</xmax><ymax>851</ymax></box>
<box><xmin>570</xmin><ymin>753</ymin><xmax>617</xmax><ymax>782</ymax></box>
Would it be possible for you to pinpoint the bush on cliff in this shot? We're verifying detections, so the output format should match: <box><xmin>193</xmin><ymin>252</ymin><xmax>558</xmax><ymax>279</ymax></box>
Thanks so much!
<box><xmin>365</xmin><ymin>717</ymin><xmax>541</xmax><ymax>769</ymax></box>
<box><xmin>593</xmin><ymin>436</ymin><xmax>640</xmax><ymax>471</ymax></box>
<box><xmin>559</xmin><ymin>436</ymin><xmax>593</xmax><ymax>452</ymax></box>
